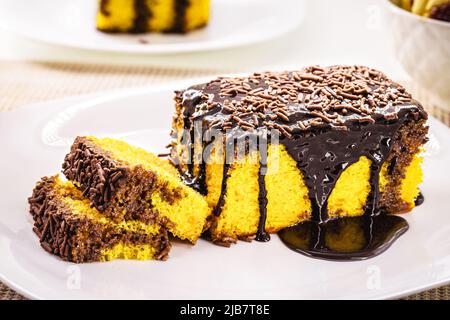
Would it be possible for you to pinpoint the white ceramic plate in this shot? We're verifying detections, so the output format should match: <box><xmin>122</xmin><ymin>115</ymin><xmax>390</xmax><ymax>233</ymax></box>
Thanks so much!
<box><xmin>0</xmin><ymin>82</ymin><xmax>449</xmax><ymax>300</ymax></box>
<box><xmin>0</xmin><ymin>0</ymin><xmax>304</xmax><ymax>54</ymax></box>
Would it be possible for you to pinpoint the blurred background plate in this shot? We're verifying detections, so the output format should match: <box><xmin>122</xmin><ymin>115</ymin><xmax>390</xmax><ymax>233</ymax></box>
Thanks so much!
<box><xmin>0</xmin><ymin>0</ymin><xmax>304</xmax><ymax>54</ymax></box>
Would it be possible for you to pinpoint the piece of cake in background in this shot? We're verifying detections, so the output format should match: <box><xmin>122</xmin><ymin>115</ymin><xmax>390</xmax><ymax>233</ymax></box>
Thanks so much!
<box><xmin>170</xmin><ymin>65</ymin><xmax>428</xmax><ymax>246</ymax></box>
<box><xmin>96</xmin><ymin>0</ymin><xmax>210</xmax><ymax>33</ymax></box>
<box><xmin>393</xmin><ymin>0</ymin><xmax>450</xmax><ymax>22</ymax></box>
<box><xmin>62</xmin><ymin>136</ymin><xmax>211</xmax><ymax>243</ymax></box>
<box><xmin>28</xmin><ymin>176</ymin><xmax>171</xmax><ymax>263</ymax></box>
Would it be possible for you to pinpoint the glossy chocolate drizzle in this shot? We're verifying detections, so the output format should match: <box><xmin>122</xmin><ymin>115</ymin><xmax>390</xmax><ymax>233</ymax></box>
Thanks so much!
<box><xmin>281</xmin><ymin>120</ymin><xmax>403</xmax><ymax>222</ymax></box>
<box><xmin>256</xmin><ymin>134</ymin><xmax>271</xmax><ymax>242</ymax></box>
<box><xmin>414</xmin><ymin>192</ymin><xmax>425</xmax><ymax>206</ymax></box>
<box><xmin>213</xmin><ymin>163</ymin><xmax>229</xmax><ymax>216</ymax></box>
<box><xmin>173</xmin><ymin>67</ymin><xmax>427</xmax><ymax>256</ymax></box>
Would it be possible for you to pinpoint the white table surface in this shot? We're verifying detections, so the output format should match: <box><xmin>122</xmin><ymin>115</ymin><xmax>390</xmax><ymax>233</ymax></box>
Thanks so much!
<box><xmin>0</xmin><ymin>0</ymin><xmax>409</xmax><ymax>81</ymax></box>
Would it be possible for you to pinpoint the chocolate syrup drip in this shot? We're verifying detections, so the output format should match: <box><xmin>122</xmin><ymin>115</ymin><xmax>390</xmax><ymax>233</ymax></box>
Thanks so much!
<box><xmin>256</xmin><ymin>168</ymin><xmax>270</xmax><ymax>242</ymax></box>
<box><xmin>366</xmin><ymin>163</ymin><xmax>382</xmax><ymax>215</ymax></box>
<box><xmin>182</xmin><ymin>163</ymin><xmax>207</xmax><ymax>195</ymax></box>
<box><xmin>278</xmin><ymin>215</ymin><xmax>409</xmax><ymax>261</ymax></box>
<box><xmin>213</xmin><ymin>164</ymin><xmax>230</xmax><ymax>217</ymax></box>
<box><xmin>197</xmin><ymin>163</ymin><xmax>207</xmax><ymax>195</ymax></box>
<box><xmin>180</xmin><ymin>90</ymin><xmax>206</xmax><ymax>193</ymax></box>
<box><xmin>281</xmin><ymin>120</ymin><xmax>402</xmax><ymax>222</ymax></box>
<box><xmin>256</xmin><ymin>136</ymin><xmax>270</xmax><ymax>242</ymax></box>
<box><xmin>415</xmin><ymin>192</ymin><xmax>425</xmax><ymax>206</ymax></box>
<box><xmin>131</xmin><ymin>0</ymin><xmax>152</xmax><ymax>33</ymax></box>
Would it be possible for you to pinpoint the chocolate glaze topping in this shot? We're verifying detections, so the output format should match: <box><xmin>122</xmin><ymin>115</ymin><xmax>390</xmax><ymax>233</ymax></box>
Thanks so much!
<box><xmin>174</xmin><ymin>66</ymin><xmax>427</xmax><ymax>251</ymax></box>
<box><xmin>415</xmin><ymin>192</ymin><xmax>425</xmax><ymax>206</ymax></box>
<box><xmin>281</xmin><ymin>120</ymin><xmax>404</xmax><ymax>221</ymax></box>
<box><xmin>179</xmin><ymin>66</ymin><xmax>427</xmax><ymax>133</ymax></box>
<box><xmin>256</xmin><ymin>133</ymin><xmax>271</xmax><ymax>242</ymax></box>
<box><xmin>256</xmin><ymin>160</ymin><xmax>270</xmax><ymax>242</ymax></box>
<box><xmin>213</xmin><ymin>163</ymin><xmax>229</xmax><ymax>216</ymax></box>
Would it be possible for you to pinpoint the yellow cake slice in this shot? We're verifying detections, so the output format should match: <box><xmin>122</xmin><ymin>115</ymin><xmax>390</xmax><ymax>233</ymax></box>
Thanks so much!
<box><xmin>96</xmin><ymin>0</ymin><xmax>210</xmax><ymax>33</ymax></box>
<box><xmin>170</xmin><ymin>66</ymin><xmax>428</xmax><ymax>245</ymax></box>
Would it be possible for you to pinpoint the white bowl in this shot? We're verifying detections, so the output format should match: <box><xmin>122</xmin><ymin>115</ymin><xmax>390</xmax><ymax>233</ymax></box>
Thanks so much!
<box><xmin>383</xmin><ymin>0</ymin><xmax>450</xmax><ymax>108</ymax></box>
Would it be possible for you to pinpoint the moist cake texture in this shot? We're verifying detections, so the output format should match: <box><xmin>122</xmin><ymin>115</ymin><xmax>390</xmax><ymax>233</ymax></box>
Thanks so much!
<box><xmin>96</xmin><ymin>0</ymin><xmax>210</xmax><ymax>33</ymax></box>
<box><xmin>62</xmin><ymin>136</ymin><xmax>211</xmax><ymax>243</ymax></box>
<box><xmin>28</xmin><ymin>175</ymin><xmax>170</xmax><ymax>263</ymax></box>
<box><xmin>170</xmin><ymin>65</ymin><xmax>428</xmax><ymax>245</ymax></box>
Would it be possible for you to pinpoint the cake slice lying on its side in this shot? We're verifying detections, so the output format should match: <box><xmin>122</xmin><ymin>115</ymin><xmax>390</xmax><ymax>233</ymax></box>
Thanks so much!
<box><xmin>28</xmin><ymin>175</ymin><xmax>170</xmax><ymax>263</ymax></box>
<box><xmin>96</xmin><ymin>0</ymin><xmax>210</xmax><ymax>33</ymax></box>
<box><xmin>170</xmin><ymin>65</ymin><xmax>429</xmax><ymax>245</ymax></box>
<box><xmin>62</xmin><ymin>136</ymin><xmax>211</xmax><ymax>243</ymax></box>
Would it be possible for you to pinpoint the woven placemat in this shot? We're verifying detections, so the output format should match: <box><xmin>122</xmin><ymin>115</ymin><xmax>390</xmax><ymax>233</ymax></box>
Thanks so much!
<box><xmin>0</xmin><ymin>61</ymin><xmax>448</xmax><ymax>300</ymax></box>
